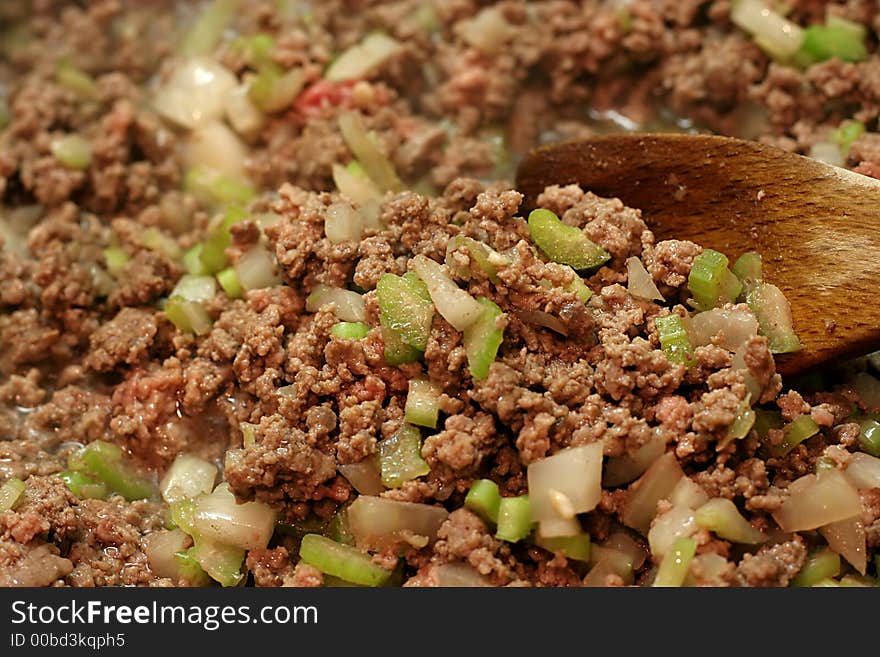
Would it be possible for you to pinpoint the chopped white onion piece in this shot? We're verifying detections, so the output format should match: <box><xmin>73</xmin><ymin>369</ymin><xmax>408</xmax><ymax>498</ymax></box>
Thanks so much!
<box><xmin>773</xmin><ymin>470</ymin><xmax>862</xmax><ymax>533</ymax></box>
<box><xmin>325</xmin><ymin>32</ymin><xmax>404</xmax><ymax>82</ymax></box>
<box><xmin>730</xmin><ymin>0</ymin><xmax>804</xmax><ymax>59</ymax></box>
<box><xmin>154</xmin><ymin>57</ymin><xmax>238</xmax><ymax>129</ymax></box>
<box><xmin>434</xmin><ymin>562</ymin><xmax>492</xmax><ymax>587</ymax></box>
<box><xmin>820</xmin><ymin>515</ymin><xmax>866</xmax><ymax>575</ymax></box>
<box><xmin>338</xmin><ymin>112</ymin><xmax>402</xmax><ymax>193</ymax></box>
<box><xmin>514</xmin><ymin>310</ymin><xmax>569</xmax><ymax>336</ymax></box>
<box><xmin>603</xmin><ymin>531</ymin><xmax>648</xmax><ymax>571</ymax></box>
<box><xmin>305</xmin><ymin>284</ymin><xmax>366</xmax><ymax>322</ymax></box>
<box><xmin>144</xmin><ymin>529</ymin><xmax>190</xmax><ymax>579</ymax></box>
<box><xmin>193</xmin><ymin>483</ymin><xmax>277</xmax><ymax>550</ymax></box>
<box><xmin>324</xmin><ymin>202</ymin><xmax>363</xmax><ymax>244</ymax></box>
<box><xmin>603</xmin><ymin>432</ymin><xmax>666</xmax><ymax>487</ymax></box>
<box><xmin>459</xmin><ymin>7</ymin><xmax>518</xmax><ymax>54</ymax></box>
<box><xmin>669</xmin><ymin>477</ymin><xmax>709</xmax><ymax>510</ymax></box>
<box><xmin>626</xmin><ymin>256</ymin><xmax>664</xmax><ymax>302</ymax></box>
<box><xmin>844</xmin><ymin>452</ymin><xmax>880</xmax><ymax>490</ymax></box>
<box><xmin>808</xmin><ymin>141</ymin><xmax>845</xmax><ymax>168</ymax></box>
<box><xmin>172</xmin><ymin>274</ymin><xmax>217</xmax><ymax>302</ymax></box>
<box><xmin>528</xmin><ymin>443</ymin><xmax>603</xmax><ymax>538</ymax></box>
<box><xmin>412</xmin><ymin>254</ymin><xmax>483</xmax><ymax>332</ymax></box>
<box><xmin>160</xmin><ymin>453</ymin><xmax>218</xmax><ymax>504</ymax></box>
<box><xmin>235</xmin><ymin>245</ymin><xmax>283</xmax><ymax>291</ymax></box>
<box><xmin>184</xmin><ymin>120</ymin><xmax>250</xmax><ymax>181</ymax></box>
<box><xmin>347</xmin><ymin>496</ymin><xmax>448</xmax><ymax>551</ymax></box>
<box><xmin>690</xmin><ymin>307</ymin><xmax>759</xmax><ymax>351</ymax></box>
<box><xmin>621</xmin><ymin>452</ymin><xmax>685</xmax><ymax>534</ymax></box>
<box><xmin>225</xmin><ymin>83</ymin><xmax>265</xmax><ymax>140</ymax></box>
<box><xmin>648</xmin><ymin>505</ymin><xmax>696</xmax><ymax>558</ymax></box>
<box><xmin>338</xmin><ymin>459</ymin><xmax>384</xmax><ymax>496</ymax></box>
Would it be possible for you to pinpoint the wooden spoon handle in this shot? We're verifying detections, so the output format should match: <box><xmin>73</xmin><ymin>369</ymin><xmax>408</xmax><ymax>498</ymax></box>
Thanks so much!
<box><xmin>516</xmin><ymin>134</ymin><xmax>880</xmax><ymax>376</ymax></box>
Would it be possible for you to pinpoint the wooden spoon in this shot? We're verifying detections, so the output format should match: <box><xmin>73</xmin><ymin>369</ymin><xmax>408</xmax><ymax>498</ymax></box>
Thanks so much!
<box><xmin>515</xmin><ymin>133</ymin><xmax>880</xmax><ymax>377</ymax></box>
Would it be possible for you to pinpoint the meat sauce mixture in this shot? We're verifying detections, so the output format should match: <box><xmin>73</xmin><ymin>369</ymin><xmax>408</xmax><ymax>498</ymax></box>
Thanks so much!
<box><xmin>2</xmin><ymin>0</ymin><xmax>880</xmax><ymax>588</ymax></box>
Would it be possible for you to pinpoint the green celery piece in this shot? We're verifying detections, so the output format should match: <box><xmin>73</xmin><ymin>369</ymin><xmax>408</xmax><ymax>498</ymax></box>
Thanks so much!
<box><xmin>183</xmin><ymin>244</ymin><xmax>209</xmax><ymax>276</ymax></box>
<box><xmin>495</xmin><ymin>495</ymin><xmax>532</xmax><ymax>543</ymax></box>
<box><xmin>858</xmin><ymin>419</ymin><xmax>880</xmax><ymax>457</ymax></box>
<box><xmin>404</xmin><ymin>378</ymin><xmax>441</xmax><ymax>429</ymax></box>
<box><xmin>238</xmin><ymin>32</ymin><xmax>276</xmax><ymax>68</ymax></box>
<box><xmin>731</xmin><ymin>251</ymin><xmax>763</xmax><ymax>292</ymax></box>
<box><xmin>248</xmin><ymin>65</ymin><xmax>305</xmax><ymax>114</ymax></box>
<box><xmin>0</xmin><ymin>478</ymin><xmax>25</xmax><ymax>512</ymax></box>
<box><xmin>653</xmin><ymin>536</ymin><xmax>696</xmax><ymax>587</ymax></box>
<box><xmin>180</xmin><ymin>0</ymin><xmax>238</xmax><ymax>57</ymax></box>
<box><xmin>814</xmin><ymin>456</ymin><xmax>837</xmax><ymax>473</ymax></box>
<box><xmin>216</xmin><ymin>267</ymin><xmax>243</xmax><ymax>298</ymax></box>
<box><xmin>527</xmin><ymin>209</ymin><xmax>610</xmax><ymax>271</ymax></box>
<box><xmin>830</xmin><ymin>119</ymin><xmax>865</xmax><ymax>154</ymax></box>
<box><xmin>445</xmin><ymin>235</ymin><xmax>503</xmax><ymax>283</ymax></box>
<box><xmin>378</xmin><ymin>424</ymin><xmax>430</xmax><ymax>488</ymax></box>
<box><xmin>198</xmin><ymin>205</ymin><xmax>248</xmax><ymax>274</ymax></box>
<box><xmin>376</xmin><ymin>272</ymin><xmax>434</xmax><ymax>351</ymax></box>
<box><xmin>331</xmin><ymin>321</ymin><xmax>371</xmax><ymax>340</ymax></box>
<box><xmin>72</xmin><ymin>441</ymin><xmax>157</xmax><ymax>501</ymax></box>
<box><xmin>55</xmin><ymin>58</ymin><xmax>98</xmax><ymax>100</ymax></box>
<box><xmin>170</xmin><ymin>499</ymin><xmax>198</xmax><ymax>536</ymax></box>
<box><xmin>746</xmin><ymin>282</ymin><xmax>802</xmax><ymax>353</ymax></box>
<box><xmin>59</xmin><ymin>470</ymin><xmax>107</xmax><ymax>500</ymax></box>
<box><xmin>693</xmin><ymin>498</ymin><xmax>764</xmax><ymax>544</ymax></box>
<box><xmin>173</xmin><ymin>549</ymin><xmax>212</xmax><ymax>586</ymax></box>
<box><xmin>655</xmin><ymin>314</ymin><xmax>693</xmax><ymax>366</ymax></box>
<box><xmin>184</xmin><ymin>166</ymin><xmax>255</xmax><ymax>208</ymax></box>
<box><xmin>462</xmin><ymin>297</ymin><xmax>504</xmax><ymax>381</ymax></box>
<box><xmin>753</xmin><ymin>408</ymin><xmax>784</xmax><ymax>439</ymax></box>
<box><xmin>299</xmin><ymin>534</ymin><xmax>393</xmax><ymax>587</ymax></box>
<box><xmin>688</xmin><ymin>249</ymin><xmax>741</xmax><ymax>310</ymax></box>
<box><xmin>164</xmin><ymin>297</ymin><xmax>213</xmax><ymax>335</ymax></box>
<box><xmin>142</xmin><ymin>227</ymin><xmax>183</xmax><ymax>261</ymax></box>
<box><xmin>325</xmin><ymin>506</ymin><xmax>355</xmax><ymax>546</ymax></box>
<box><xmin>190</xmin><ymin>539</ymin><xmax>245</xmax><ymax>587</ymax></box>
<box><xmin>465</xmin><ymin>479</ymin><xmax>502</xmax><ymax>525</ymax></box>
<box><xmin>792</xmin><ymin>548</ymin><xmax>840</xmax><ymax>587</ymax></box>
<box><xmin>103</xmin><ymin>247</ymin><xmax>130</xmax><ymax>277</ymax></box>
<box><xmin>768</xmin><ymin>414</ymin><xmax>820</xmax><ymax>457</ymax></box>
<box><xmin>380</xmin><ymin>323</ymin><xmax>422</xmax><ymax>365</ymax></box>
<box><xmin>564</xmin><ymin>266</ymin><xmax>593</xmax><ymax>302</ymax></box>
<box><xmin>799</xmin><ymin>24</ymin><xmax>867</xmax><ymax>64</ymax></box>
<box><xmin>536</xmin><ymin>533</ymin><xmax>592</xmax><ymax>562</ymax></box>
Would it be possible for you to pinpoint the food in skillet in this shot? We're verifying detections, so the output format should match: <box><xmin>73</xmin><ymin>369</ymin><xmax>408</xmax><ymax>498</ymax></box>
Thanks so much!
<box><xmin>1</xmin><ymin>0</ymin><xmax>880</xmax><ymax>587</ymax></box>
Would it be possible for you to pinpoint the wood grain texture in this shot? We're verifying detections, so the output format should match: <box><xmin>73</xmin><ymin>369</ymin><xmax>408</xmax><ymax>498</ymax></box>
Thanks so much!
<box><xmin>515</xmin><ymin>133</ymin><xmax>880</xmax><ymax>376</ymax></box>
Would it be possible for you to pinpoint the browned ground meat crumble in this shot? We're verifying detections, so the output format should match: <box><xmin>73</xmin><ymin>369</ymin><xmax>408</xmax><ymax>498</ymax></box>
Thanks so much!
<box><xmin>1</xmin><ymin>0</ymin><xmax>880</xmax><ymax>588</ymax></box>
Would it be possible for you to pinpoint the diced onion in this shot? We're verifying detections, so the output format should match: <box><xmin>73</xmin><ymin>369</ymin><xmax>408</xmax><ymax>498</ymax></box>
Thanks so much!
<box><xmin>235</xmin><ymin>245</ymin><xmax>283</xmax><ymax>291</ymax></box>
<box><xmin>621</xmin><ymin>452</ymin><xmax>684</xmax><ymax>534</ymax></box>
<box><xmin>820</xmin><ymin>515</ymin><xmax>866</xmax><ymax>575</ymax></box>
<box><xmin>626</xmin><ymin>256</ymin><xmax>664</xmax><ymax>302</ymax></box>
<box><xmin>690</xmin><ymin>307</ymin><xmax>759</xmax><ymax>351</ymax></box>
<box><xmin>603</xmin><ymin>433</ymin><xmax>666</xmax><ymax>487</ymax></box>
<box><xmin>324</xmin><ymin>202</ymin><xmax>363</xmax><ymax>244</ymax></box>
<box><xmin>347</xmin><ymin>496</ymin><xmax>448</xmax><ymax>551</ymax></box>
<box><xmin>184</xmin><ymin>120</ymin><xmax>249</xmax><ymax>181</ymax></box>
<box><xmin>603</xmin><ymin>531</ymin><xmax>648</xmax><ymax>571</ymax></box>
<box><xmin>773</xmin><ymin>470</ymin><xmax>862</xmax><ymax>533</ymax></box>
<box><xmin>844</xmin><ymin>452</ymin><xmax>880</xmax><ymax>490</ymax></box>
<box><xmin>808</xmin><ymin>141</ymin><xmax>845</xmax><ymax>168</ymax></box>
<box><xmin>528</xmin><ymin>443</ymin><xmax>604</xmax><ymax>538</ymax></box>
<box><xmin>193</xmin><ymin>483</ymin><xmax>277</xmax><ymax>550</ymax></box>
<box><xmin>325</xmin><ymin>32</ymin><xmax>403</xmax><ymax>82</ymax></box>
<box><xmin>338</xmin><ymin>459</ymin><xmax>385</xmax><ymax>496</ymax></box>
<box><xmin>144</xmin><ymin>529</ymin><xmax>190</xmax><ymax>579</ymax></box>
<box><xmin>338</xmin><ymin>112</ymin><xmax>402</xmax><ymax>193</ymax></box>
<box><xmin>694</xmin><ymin>497</ymin><xmax>765</xmax><ymax>544</ymax></box>
<box><xmin>514</xmin><ymin>310</ymin><xmax>569</xmax><ymax>336</ymax></box>
<box><xmin>305</xmin><ymin>285</ymin><xmax>366</xmax><ymax>322</ymax></box>
<box><xmin>648</xmin><ymin>505</ymin><xmax>696</xmax><ymax>558</ymax></box>
<box><xmin>225</xmin><ymin>83</ymin><xmax>265</xmax><ymax>140</ymax></box>
<box><xmin>171</xmin><ymin>274</ymin><xmax>217</xmax><ymax>302</ymax></box>
<box><xmin>669</xmin><ymin>477</ymin><xmax>709</xmax><ymax>510</ymax></box>
<box><xmin>459</xmin><ymin>7</ymin><xmax>518</xmax><ymax>54</ymax></box>
<box><xmin>412</xmin><ymin>254</ymin><xmax>483</xmax><ymax>332</ymax></box>
<box><xmin>730</xmin><ymin>0</ymin><xmax>804</xmax><ymax>59</ymax></box>
<box><xmin>153</xmin><ymin>57</ymin><xmax>238</xmax><ymax>129</ymax></box>
<box><xmin>160</xmin><ymin>454</ymin><xmax>218</xmax><ymax>505</ymax></box>
<box><xmin>434</xmin><ymin>562</ymin><xmax>493</xmax><ymax>587</ymax></box>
